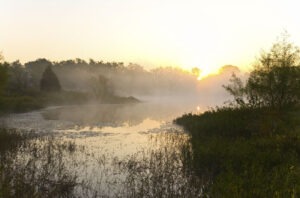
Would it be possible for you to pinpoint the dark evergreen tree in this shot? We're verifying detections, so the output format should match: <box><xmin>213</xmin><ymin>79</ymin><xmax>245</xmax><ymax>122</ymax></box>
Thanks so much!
<box><xmin>40</xmin><ymin>66</ymin><xmax>61</xmax><ymax>92</ymax></box>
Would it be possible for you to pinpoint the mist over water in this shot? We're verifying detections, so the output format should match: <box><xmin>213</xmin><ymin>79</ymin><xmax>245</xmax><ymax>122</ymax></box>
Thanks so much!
<box><xmin>0</xmin><ymin>100</ymin><xmax>200</xmax><ymax>196</ymax></box>
<box><xmin>0</xmin><ymin>59</ymin><xmax>248</xmax><ymax>196</ymax></box>
<box><xmin>1</xmin><ymin>0</ymin><xmax>299</xmax><ymax>194</ymax></box>
<box><xmin>1</xmin><ymin>64</ymin><xmax>247</xmax><ymax>147</ymax></box>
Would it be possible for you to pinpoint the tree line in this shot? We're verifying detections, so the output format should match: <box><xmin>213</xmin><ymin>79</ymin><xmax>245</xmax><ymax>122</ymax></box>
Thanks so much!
<box><xmin>0</xmin><ymin>57</ymin><xmax>200</xmax><ymax>98</ymax></box>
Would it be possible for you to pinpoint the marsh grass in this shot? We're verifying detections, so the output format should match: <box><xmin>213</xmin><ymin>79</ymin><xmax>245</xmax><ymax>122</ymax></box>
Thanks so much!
<box><xmin>175</xmin><ymin>107</ymin><xmax>300</xmax><ymax>197</ymax></box>
<box><xmin>0</xmin><ymin>128</ymin><xmax>203</xmax><ymax>197</ymax></box>
<box><xmin>118</xmin><ymin>132</ymin><xmax>203</xmax><ymax>197</ymax></box>
<box><xmin>0</xmin><ymin>128</ymin><xmax>78</xmax><ymax>198</ymax></box>
<box><xmin>70</xmin><ymin>132</ymin><xmax>203</xmax><ymax>197</ymax></box>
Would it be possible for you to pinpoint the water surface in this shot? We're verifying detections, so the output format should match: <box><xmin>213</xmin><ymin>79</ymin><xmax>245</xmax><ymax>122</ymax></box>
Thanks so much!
<box><xmin>1</xmin><ymin>100</ymin><xmax>204</xmax><ymax>196</ymax></box>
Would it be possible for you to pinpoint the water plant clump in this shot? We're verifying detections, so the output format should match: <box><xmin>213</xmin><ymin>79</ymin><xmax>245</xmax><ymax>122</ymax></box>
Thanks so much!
<box><xmin>0</xmin><ymin>128</ymin><xmax>203</xmax><ymax>197</ymax></box>
<box><xmin>0</xmin><ymin>128</ymin><xmax>78</xmax><ymax>198</ymax></box>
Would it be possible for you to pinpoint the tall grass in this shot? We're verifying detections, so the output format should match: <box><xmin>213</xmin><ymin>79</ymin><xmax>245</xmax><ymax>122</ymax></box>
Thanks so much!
<box><xmin>0</xmin><ymin>128</ymin><xmax>202</xmax><ymax>197</ymax></box>
<box><xmin>175</xmin><ymin>106</ymin><xmax>300</xmax><ymax>197</ymax></box>
<box><xmin>118</xmin><ymin>133</ymin><xmax>203</xmax><ymax>197</ymax></box>
<box><xmin>0</xmin><ymin>128</ymin><xmax>78</xmax><ymax>197</ymax></box>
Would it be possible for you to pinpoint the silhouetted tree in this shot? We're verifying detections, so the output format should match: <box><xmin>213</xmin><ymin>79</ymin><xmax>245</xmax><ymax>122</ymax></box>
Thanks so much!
<box><xmin>7</xmin><ymin>60</ymin><xmax>30</xmax><ymax>94</ymax></box>
<box><xmin>0</xmin><ymin>63</ymin><xmax>8</xmax><ymax>95</ymax></box>
<box><xmin>40</xmin><ymin>66</ymin><xmax>61</xmax><ymax>92</ymax></box>
<box><xmin>224</xmin><ymin>33</ymin><xmax>300</xmax><ymax>109</ymax></box>
<box><xmin>25</xmin><ymin>58</ymin><xmax>52</xmax><ymax>89</ymax></box>
<box><xmin>90</xmin><ymin>74</ymin><xmax>112</xmax><ymax>99</ymax></box>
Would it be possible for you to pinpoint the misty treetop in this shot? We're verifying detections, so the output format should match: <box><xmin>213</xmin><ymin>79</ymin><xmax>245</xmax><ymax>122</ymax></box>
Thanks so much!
<box><xmin>0</xmin><ymin>56</ymin><xmax>209</xmax><ymax>113</ymax></box>
<box><xmin>40</xmin><ymin>66</ymin><xmax>61</xmax><ymax>92</ymax></box>
<box><xmin>1</xmin><ymin>58</ymin><xmax>202</xmax><ymax>97</ymax></box>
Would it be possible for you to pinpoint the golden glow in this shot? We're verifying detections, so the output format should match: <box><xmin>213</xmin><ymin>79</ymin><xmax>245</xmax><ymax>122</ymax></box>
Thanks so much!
<box><xmin>1</xmin><ymin>0</ymin><xmax>300</xmax><ymax>72</ymax></box>
<box><xmin>196</xmin><ymin>68</ymin><xmax>218</xmax><ymax>80</ymax></box>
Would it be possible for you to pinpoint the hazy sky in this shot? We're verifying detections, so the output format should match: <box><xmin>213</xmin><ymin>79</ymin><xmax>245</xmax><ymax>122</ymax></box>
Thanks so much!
<box><xmin>1</xmin><ymin>0</ymin><xmax>300</xmax><ymax>76</ymax></box>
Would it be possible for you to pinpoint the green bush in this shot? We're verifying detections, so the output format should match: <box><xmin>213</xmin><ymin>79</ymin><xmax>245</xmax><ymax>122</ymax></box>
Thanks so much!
<box><xmin>175</xmin><ymin>106</ymin><xmax>300</xmax><ymax>197</ymax></box>
<box><xmin>0</xmin><ymin>96</ymin><xmax>43</xmax><ymax>114</ymax></box>
<box><xmin>175</xmin><ymin>107</ymin><xmax>293</xmax><ymax>139</ymax></box>
<box><xmin>224</xmin><ymin>34</ymin><xmax>300</xmax><ymax>109</ymax></box>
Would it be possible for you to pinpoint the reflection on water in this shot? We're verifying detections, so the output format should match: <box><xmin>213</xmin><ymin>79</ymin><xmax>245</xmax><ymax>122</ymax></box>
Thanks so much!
<box><xmin>0</xmin><ymin>129</ymin><xmax>203</xmax><ymax>197</ymax></box>
<box><xmin>55</xmin><ymin>118</ymin><xmax>161</xmax><ymax>134</ymax></box>
<box><xmin>41</xmin><ymin>102</ymin><xmax>198</xmax><ymax>127</ymax></box>
<box><xmin>2</xmin><ymin>101</ymin><xmax>200</xmax><ymax>157</ymax></box>
<box><xmin>2</xmin><ymin>101</ymin><xmax>201</xmax><ymax>136</ymax></box>
<box><xmin>0</xmin><ymin>101</ymin><xmax>204</xmax><ymax>197</ymax></box>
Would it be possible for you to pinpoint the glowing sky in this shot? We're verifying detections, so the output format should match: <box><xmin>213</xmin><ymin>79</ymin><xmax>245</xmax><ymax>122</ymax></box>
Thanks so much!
<box><xmin>1</xmin><ymin>0</ymin><xmax>300</xmax><ymax>75</ymax></box>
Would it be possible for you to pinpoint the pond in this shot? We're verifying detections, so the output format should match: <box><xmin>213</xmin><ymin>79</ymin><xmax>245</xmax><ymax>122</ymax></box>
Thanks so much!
<box><xmin>0</xmin><ymin>100</ymin><xmax>206</xmax><ymax>197</ymax></box>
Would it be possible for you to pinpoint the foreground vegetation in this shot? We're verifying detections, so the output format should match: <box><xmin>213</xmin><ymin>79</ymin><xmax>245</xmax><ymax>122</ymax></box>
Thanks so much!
<box><xmin>0</xmin><ymin>128</ymin><xmax>79</xmax><ymax>198</ymax></box>
<box><xmin>175</xmin><ymin>106</ymin><xmax>300</xmax><ymax>197</ymax></box>
<box><xmin>0</xmin><ymin>128</ymin><xmax>201</xmax><ymax>197</ymax></box>
<box><xmin>175</xmin><ymin>34</ymin><xmax>300</xmax><ymax>197</ymax></box>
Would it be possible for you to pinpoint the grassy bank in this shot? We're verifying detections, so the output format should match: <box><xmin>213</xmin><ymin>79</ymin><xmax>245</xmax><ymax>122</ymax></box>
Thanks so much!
<box><xmin>0</xmin><ymin>91</ymin><xmax>87</xmax><ymax>114</ymax></box>
<box><xmin>0</xmin><ymin>91</ymin><xmax>139</xmax><ymax>115</ymax></box>
<box><xmin>0</xmin><ymin>128</ymin><xmax>201</xmax><ymax>197</ymax></box>
<box><xmin>175</xmin><ymin>107</ymin><xmax>300</xmax><ymax>197</ymax></box>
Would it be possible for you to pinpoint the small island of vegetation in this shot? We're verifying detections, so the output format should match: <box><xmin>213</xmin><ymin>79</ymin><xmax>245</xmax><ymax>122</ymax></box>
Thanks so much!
<box><xmin>0</xmin><ymin>56</ymin><xmax>140</xmax><ymax>115</ymax></box>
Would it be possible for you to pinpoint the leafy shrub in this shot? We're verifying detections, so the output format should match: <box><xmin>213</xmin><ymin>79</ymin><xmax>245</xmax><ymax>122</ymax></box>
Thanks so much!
<box><xmin>175</xmin><ymin>106</ymin><xmax>300</xmax><ymax>197</ymax></box>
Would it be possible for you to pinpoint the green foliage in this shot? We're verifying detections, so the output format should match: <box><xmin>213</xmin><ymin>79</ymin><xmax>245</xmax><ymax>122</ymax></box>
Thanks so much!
<box><xmin>223</xmin><ymin>74</ymin><xmax>246</xmax><ymax>107</ymax></box>
<box><xmin>0</xmin><ymin>96</ymin><xmax>43</xmax><ymax>113</ymax></box>
<box><xmin>175</xmin><ymin>107</ymin><xmax>292</xmax><ymax>139</ymax></box>
<box><xmin>224</xmin><ymin>33</ymin><xmax>300</xmax><ymax>109</ymax></box>
<box><xmin>6</xmin><ymin>60</ymin><xmax>31</xmax><ymax>94</ymax></box>
<box><xmin>40</xmin><ymin>66</ymin><xmax>61</xmax><ymax>92</ymax></box>
<box><xmin>246</xmin><ymin>65</ymin><xmax>300</xmax><ymax>109</ymax></box>
<box><xmin>175</xmin><ymin>106</ymin><xmax>300</xmax><ymax>197</ymax></box>
<box><xmin>1</xmin><ymin>57</ymin><xmax>196</xmax><ymax>112</ymax></box>
<box><xmin>40</xmin><ymin>91</ymin><xmax>89</xmax><ymax>105</ymax></box>
<box><xmin>0</xmin><ymin>63</ymin><xmax>8</xmax><ymax>95</ymax></box>
<box><xmin>25</xmin><ymin>58</ymin><xmax>52</xmax><ymax>89</ymax></box>
<box><xmin>90</xmin><ymin>74</ymin><xmax>112</xmax><ymax>99</ymax></box>
<box><xmin>0</xmin><ymin>129</ymin><xmax>77</xmax><ymax>197</ymax></box>
<box><xmin>209</xmin><ymin>136</ymin><xmax>300</xmax><ymax>198</ymax></box>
